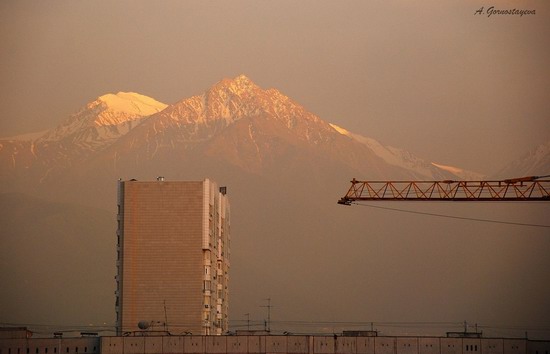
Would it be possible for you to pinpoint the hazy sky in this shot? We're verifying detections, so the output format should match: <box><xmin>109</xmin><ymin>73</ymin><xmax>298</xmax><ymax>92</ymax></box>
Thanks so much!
<box><xmin>1</xmin><ymin>0</ymin><xmax>549</xmax><ymax>174</ymax></box>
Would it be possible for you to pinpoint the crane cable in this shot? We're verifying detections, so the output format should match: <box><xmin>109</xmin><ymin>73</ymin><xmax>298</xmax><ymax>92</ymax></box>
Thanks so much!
<box><xmin>352</xmin><ymin>202</ymin><xmax>550</xmax><ymax>228</ymax></box>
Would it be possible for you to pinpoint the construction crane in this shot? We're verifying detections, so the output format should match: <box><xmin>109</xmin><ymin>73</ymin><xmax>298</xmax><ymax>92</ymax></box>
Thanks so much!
<box><xmin>338</xmin><ymin>175</ymin><xmax>550</xmax><ymax>205</ymax></box>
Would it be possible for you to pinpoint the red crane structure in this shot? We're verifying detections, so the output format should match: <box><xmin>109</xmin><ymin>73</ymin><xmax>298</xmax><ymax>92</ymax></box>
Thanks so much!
<box><xmin>338</xmin><ymin>175</ymin><xmax>550</xmax><ymax>205</ymax></box>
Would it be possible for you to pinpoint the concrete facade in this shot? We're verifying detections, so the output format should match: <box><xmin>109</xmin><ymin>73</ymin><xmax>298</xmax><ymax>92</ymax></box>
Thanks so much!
<box><xmin>3</xmin><ymin>335</ymin><xmax>549</xmax><ymax>354</ymax></box>
<box><xmin>0</xmin><ymin>338</ymin><xmax>100</xmax><ymax>354</ymax></box>
<box><xmin>116</xmin><ymin>179</ymin><xmax>230</xmax><ymax>336</ymax></box>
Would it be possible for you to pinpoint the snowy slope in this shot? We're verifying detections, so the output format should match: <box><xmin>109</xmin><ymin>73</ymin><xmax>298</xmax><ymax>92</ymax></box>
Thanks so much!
<box><xmin>97</xmin><ymin>92</ymin><xmax>168</xmax><ymax>120</ymax></box>
<box><xmin>494</xmin><ymin>140</ymin><xmax>550</xmax><ymax>178</ymax></box>
<box><xmin>329</xmin><ymin>123</ymin><xmax>485</xmax><ymax>180</ymax></box>
<box><xmin>430</xmin><ymin>162</ymin><xmax>486</xmax><ymax>180</ymax></box>
<box><xmin>151</xmin><ymin>75</ymin><xmax>324</xmax><ymax>141</ymax></box>
<box><xmin>38</xmin><ymin>92</ymin><xmax>167</xmax><ymax>148</ymax></box>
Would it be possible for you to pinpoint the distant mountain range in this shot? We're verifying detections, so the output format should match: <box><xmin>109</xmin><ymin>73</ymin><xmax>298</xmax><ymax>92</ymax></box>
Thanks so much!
<box><xmin>2</xmin><ymin>75</ymin><xmax>549</xmax><ymax>332</ymax></box>
<box><xmin>0</xmin><ymin>75</ymin><xmax>490</xmax><ymax>191</ymax></box>
<box><xmin>494</xmin><ymin>140</ymin><xmax>550</xmax><ymax>179</ymax></box>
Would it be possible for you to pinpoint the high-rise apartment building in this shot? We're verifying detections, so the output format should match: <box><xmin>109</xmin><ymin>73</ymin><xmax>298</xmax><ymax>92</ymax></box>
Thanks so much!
<box><xmin>115</xmin><ymin>178</ymin><xmax>230</xmax><ymax>335</ymax></box>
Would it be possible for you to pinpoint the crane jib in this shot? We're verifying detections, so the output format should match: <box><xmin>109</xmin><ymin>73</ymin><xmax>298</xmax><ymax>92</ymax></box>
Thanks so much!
<box><xmin>337</xmin><ymin>177</ymin><xmax>550</xmax><ymax>204</ymax></box>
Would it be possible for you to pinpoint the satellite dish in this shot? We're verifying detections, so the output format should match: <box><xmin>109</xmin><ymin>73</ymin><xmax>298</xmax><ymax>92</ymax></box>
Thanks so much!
<box><xmin>138</xmin><ymin>321</ymin><xmax>150</xmax><ymax>330</ymax></box>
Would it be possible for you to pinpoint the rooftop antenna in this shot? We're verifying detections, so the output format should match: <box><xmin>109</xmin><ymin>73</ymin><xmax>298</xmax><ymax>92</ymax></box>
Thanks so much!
<box><xmin>244</xmin><ymin>313</ymin><xmax>250</xmax><ymax>331</ymax></box>
<box><xmin>261</xmin><ymin>298</ymin><xmax>272</xmax><ymax>333</ymax></box>
<box><xmin>164</xmin><ymin>300</ymin><xmax>169</xmax><ymax>332</ymax></box>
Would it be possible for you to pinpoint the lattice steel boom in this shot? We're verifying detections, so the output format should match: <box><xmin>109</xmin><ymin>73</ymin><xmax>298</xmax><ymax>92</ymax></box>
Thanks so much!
<box><xmin>338</xmin><ymin>176</ymin><xmax>550</xmax><ymax>205</ymax></box>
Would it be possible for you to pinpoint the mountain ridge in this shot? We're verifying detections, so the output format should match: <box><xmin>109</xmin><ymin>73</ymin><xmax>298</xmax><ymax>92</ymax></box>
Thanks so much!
<box><xmin>493</xmin><ymin>140</ymin><xmax>550</xmax><ymax>179</ymax></box>
<box><xmin>87</xmin><ymin>75</ymin><xmax>442</xmax><ymax>178</ymax></box>
<box><xmin>0</xmin><ymin>75</ymin><xmax>502</xmax><ymax>185</ymax></box>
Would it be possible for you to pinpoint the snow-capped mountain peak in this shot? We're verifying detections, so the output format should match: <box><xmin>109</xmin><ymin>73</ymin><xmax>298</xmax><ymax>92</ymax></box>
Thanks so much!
<box><xmin>38</xmin><ymin>92</ymin><xmax>167</xmax><ymax>147</ymax></box>
<box><xmin>97</xmin><ymin>92</ymin><xmax>168</xmax><ymax>121</ymax></box>
<box><xmin>157</xmin><ymin>75</ymin><xmax>320</xmax><ymax>143</ymax></box>
<box><xmin>222</xmin><ymin>74</ymin><xmax>257</xmax><ymax>96</ymax></box>
<box><xmin>162</xmin><ymin>75</ymin><xmax>262</xmax><ymax>124</ymax></box>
